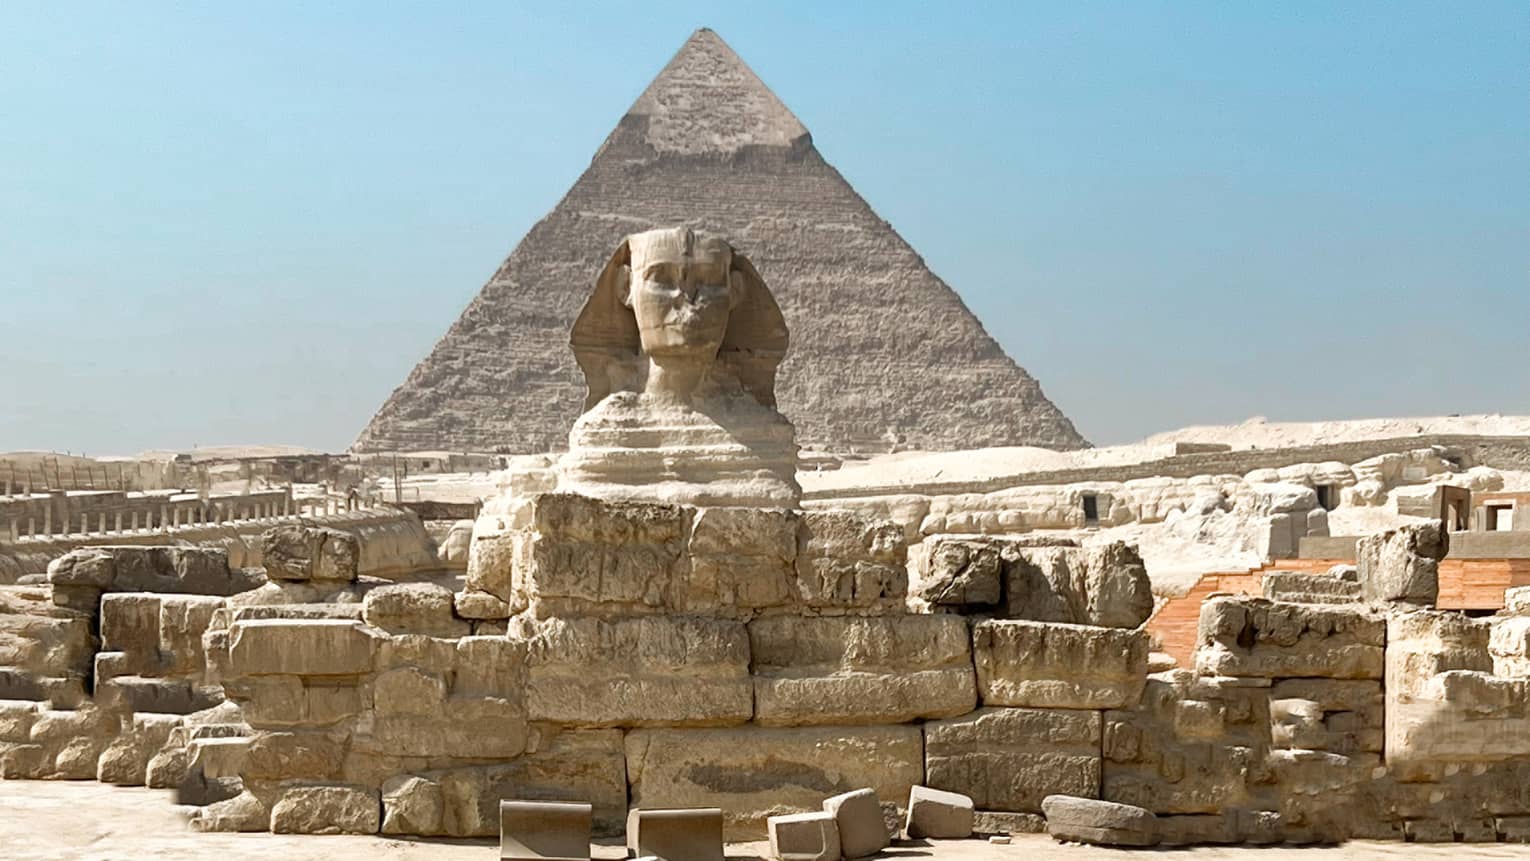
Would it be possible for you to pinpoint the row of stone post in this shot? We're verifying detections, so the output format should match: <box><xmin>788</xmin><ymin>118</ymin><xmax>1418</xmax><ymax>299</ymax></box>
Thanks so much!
<box><xmin>2</xmin><ymin>489</ymin><xmax>330</xmax><ymax>543</ymax></box>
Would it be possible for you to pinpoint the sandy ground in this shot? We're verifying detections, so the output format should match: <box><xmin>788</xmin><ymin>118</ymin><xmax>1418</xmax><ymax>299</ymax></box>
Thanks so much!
<box><xmin>803</xmin><ymin>414</ymin><xmax>1530</xmax><ymax>494</ymax></box>
<box><xmin>7</xmin><ymin>782</ymin><xmax>1530</xmax><ymax>861</ymax></box>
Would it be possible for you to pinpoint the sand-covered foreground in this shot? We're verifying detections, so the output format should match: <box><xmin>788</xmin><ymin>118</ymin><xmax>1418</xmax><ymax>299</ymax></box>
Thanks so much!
<box><xmin>6</xmin><ymin>781</ymin><xmax>1530</xmax><ymax>861</ymax></box>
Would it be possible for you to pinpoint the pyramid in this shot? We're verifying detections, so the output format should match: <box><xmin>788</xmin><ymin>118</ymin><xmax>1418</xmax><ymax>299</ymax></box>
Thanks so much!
<box><xmin>354</xmin><ymin>29</ymin><xmax>1088</xmax><ymax>454</ymax></box>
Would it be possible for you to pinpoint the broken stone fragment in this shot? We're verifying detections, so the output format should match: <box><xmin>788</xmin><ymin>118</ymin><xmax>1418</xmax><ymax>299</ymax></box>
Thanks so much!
<box><xmin>1041</xmin><ymin>795</ymin><xmax>1158</xmax><ymax>847</ymax></box>
<box><xmin>822</xmin><ymin>788</ymin><xmax>889</xmax><ymax>859</ymax></box>
<box><xmin>767</xmin><ymin>811</ymin><xmax>840</xmax><ymax>861</ymax></box>
<box><xmin>904</xmin><ymin>785</ymin><xmax>974</xmax><ymax>839</ymax></box>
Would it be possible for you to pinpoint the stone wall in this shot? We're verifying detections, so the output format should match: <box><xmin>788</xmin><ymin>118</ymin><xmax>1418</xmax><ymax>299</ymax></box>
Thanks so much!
<box><xmin>9</xmin><ymin>496</ymin><xmax>1530</xmax><ymax>845</ymax></box>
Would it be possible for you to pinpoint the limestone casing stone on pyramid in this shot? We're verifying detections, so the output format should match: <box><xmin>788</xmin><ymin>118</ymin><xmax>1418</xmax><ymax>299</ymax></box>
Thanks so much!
<box><xmin>353</xmin><ymin>28</ymin><xmax>1088</xmax><ymax>454</ymax></box>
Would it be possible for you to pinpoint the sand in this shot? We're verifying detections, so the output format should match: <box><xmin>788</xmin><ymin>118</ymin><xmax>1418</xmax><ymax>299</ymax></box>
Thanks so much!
<box><xmin>803</xmin><ymin>414</ymin><xmax>1530</xmax><ymax>495</ymax></box>
<box><xmin>6</xmin><ymin>781</ymin><xmax>1530</xmax><ymax>861</ymax></box>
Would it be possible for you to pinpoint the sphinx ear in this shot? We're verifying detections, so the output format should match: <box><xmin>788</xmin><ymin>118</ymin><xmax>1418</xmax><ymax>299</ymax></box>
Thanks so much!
<box><xmin>616</xmin><ymin>264</ymin><xmax>633</xmax><ymax>308</ymax></box>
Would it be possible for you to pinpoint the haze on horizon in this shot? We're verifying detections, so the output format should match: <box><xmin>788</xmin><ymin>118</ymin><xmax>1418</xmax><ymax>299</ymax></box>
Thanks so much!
<box><xmin>3</xmin><ymin>2</ymin><xmax>1526</xmax><ymax>456</ymax></box>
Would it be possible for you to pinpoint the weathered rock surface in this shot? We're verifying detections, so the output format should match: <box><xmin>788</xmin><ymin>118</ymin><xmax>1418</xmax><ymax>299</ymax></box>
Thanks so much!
<box><xmin>361</xmin><ymin>583</ymin><xmax>469</xmax><ymax>638</ymax></box>
<box><xmin>973</xmin><ymin>619</ymin><xmax>1147</xmax><ymax>709</ymax></box>
<box><xmin>1357</xmin><ymin>522</ymin><xmax>1447</xmax><ymax>605</ymax></box>
<box><xmin>905</xmin><ymin>785</ymin><xmax>975</xmax><ymax>839</ymax></box>
<box><xmin>1005</xmin><ymin>541</ymin><xmax>1153</xmax><ymax>628</ymax></box>
<box><xmin>924</xmin><ymin>707</ymin><xmax>1101</xmax><ymax>812</ymax></box>
<box><xmin>1195</xmin><ymin>597</ymin><xmax>1384</xmax><ymax>679</ymax></box>
<box><xmin>749</xmin><ymin>615</ymin><xmax>974</xmax><ymax>725</ymax></box>
<box><xmin>625</xmin><ymin>725</ymin><xmax>922</xmax><ymax>840</ymax></box>
<box><xmin>261</xmin><ymin>524</ymin><xmax>360</xmax><ymax>582</ymax></box>
<box><xmin>1042</xmin><ymin>795</ymin><xmax>1158</xmax><ymax>847</ymax></box>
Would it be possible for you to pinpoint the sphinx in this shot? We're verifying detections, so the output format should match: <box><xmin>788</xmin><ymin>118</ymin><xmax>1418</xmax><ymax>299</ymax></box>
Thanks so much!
<box><xmin>558</xmin><ymin>226</ymin><xmax>801</xmax><ymax>508</ymax></box>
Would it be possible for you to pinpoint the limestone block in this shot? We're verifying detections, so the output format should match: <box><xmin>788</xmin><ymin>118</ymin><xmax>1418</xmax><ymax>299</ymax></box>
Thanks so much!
<box><xmin>158</xmin><ymin>596</ymin><xmax>225</xmax><ymax>675</ymax></box>
<box><xmin>625</xmin><ymin>725</ymin><xmax>922</xmax><ymax>840</ymax></box>
<box><xmin>924</xmin><ymin>707</ymin><xmax>1100</xmax><ymax>812</ymax></box>
<box><xmin>436</xmin><ymin>727</ymin><xmax>628</xmax><ymax>837</ymax></box>
<box><xmin>795</xmin><ymin>510</ymin><xmax>907</xmax><ymax>612</ymax></box>
<box><xmin>822</xmin><ymin>788</ymin><xmax>888</xmax><ymax>859</ymax></box>
<box><xmin>96</xmin><ymin>713</ymin><xmax>181</xmax><ymax>785</ymax></box>
<box><xmin>519</xmin><ymin>494</ymin><xmax>688</xmax><ymax>616</ymax></box>
<box><xmin>188</xmin><ymin>736</ymin><xmax>249</xmax><ymax>779</ymax></box>
<box><xmin>227</xmin><ymin>619</ymin><xmax>378</xmax><ymax>677</ymax></box>
<box><xmin>190</xmin><ymin>790</ymin><xmax>270</xmax><ymax>832</ymax></box>
<box><xmin>243</xmin><ymin>729</ymin><xmax>345</xmax><ymax>780</ymax></box>
<box><xmin>1491</xmin><ymin>616</ymin><xmax>1530</xmax><ymax>677</ymax></box>
<box><xmin>686</xmin><ymin>507</ymin><xmax>799</xmax><ymax>614</ymax></box>
<box><xmin>522</xmin><ymin>616</ymin><xmax>750</xmax><ymax>727</ymax></box>
<box><xmin>1506</xmin><ymin>586</ymin><xmax>1530</xmax><ymax>616</ymax></box>
<box><xmin>749</xmin><ymin>615</ymin><xmax>974</xmax><ymax>726</ymax></box>
<box><xmin>1195</xmin><ymin>597</ymin><xmax>1384</xmax><ymax>680</ymax></box>
<box><xmin>382</xmin><ymin>774</ymin><xmax>445</xmax><ymax>836</ymax></box>
<box><xmin>973</xmin><ymin>620</ymin><xmax>1147</xmax><ymax>709</ymax></box>
<box><xmin>1269</xmin><ymin>679</ymin><xmax>1383</xmax><ymax>753</ymax></box>
<box><xmin>1260</xmin><ymin>571</ymin><xmax>1361</xmax><ymax>605</ymax></box>
<box><xmin>98</xmin><ymin>676</ymin><xmax>210</xmax><ymax>715</ymax></box>
<box><xmin>1101</xmin><ymin>673</ymin><xmax>1272</xmax><ymax>816</ymax></box>
<box><xmin>768</xmin><ymin>811</ymin><xmax>840</xmax><ymax>861</ymax></box>
<box><xmin>455</xmin><ymin>589</ymin><xmax>512</xmax><ymax>620</ymax></box>
<box><xmin>1002</xmin><ymin>542</ymin><xmax>1151</xmax><ymax>628</ymax></box>
<box><xmin>466</xmin><ymin>530</ymin><xmax>519</xmax><ymax>604</ymax></box>
<box><xmin>1357</xmin><ymin>522</ymin><xmax>1447</xmax><ymax>605</ymax></box>
<box><xmin>46</xmin><ymin>548</ymin><xmax>117</xmax><ymax>588</ymax></box>
<box><xmin>270</xmin><ymin>784</ymin><xmax>381</xmax><ymax>834</ymax></box>
<box><xmin>0</xmin><ymin>700</ymin><xmax>40</xmax><ymax>743</ymax></box>
<box><xmin>971</xmin><ymin>811</ymin><xmax>1045</xmax><ymax>834</ymax></box>
<box><xmin>499</xmin><ymin>799</ymin><xmax>592</xmax><ymax>861</ymax></box>
<box><xmin>262</xmin><ymin>523</ymin><xmax>360</xmax><ymax>581</ymax></box>
<box><xmin>1042</xmin><ymin>795</ymin><xmax>1158</xmax><ymax>847</ymax></box>
<box><xmin>99</xmin><ymin>594</ymin><xmax>162</xmax><ymax>662</ymax></box>
<box><xmin>56</xmin><ymin>546</ymin><xmax>251</xmax><ymax>595</ymax></box>
<box><xmin>905</xmin><ymin>785</ymin><xmax>974</xmax><ymax>839</ymax></box>
<box><xmin>362</xmin><ymin>583</ymin><xmax>470</xmax><ymax>638</ymax></box>
<box><xmin>914</xmin><ymin>538</ymin><xmax>1002</xmax><ymax>608</ymax></box>
<box><xmin>626</xmin><ymin>807</ymin><xmax>724</xmax><ymax>861</ymax></box>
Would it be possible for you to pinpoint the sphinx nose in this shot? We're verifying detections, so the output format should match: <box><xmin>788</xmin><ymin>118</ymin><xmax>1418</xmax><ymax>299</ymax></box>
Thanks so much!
<box><xmin>678</xmin><ymin>272</ymin><xmax>699</xmax><ymax>303</ymax></box>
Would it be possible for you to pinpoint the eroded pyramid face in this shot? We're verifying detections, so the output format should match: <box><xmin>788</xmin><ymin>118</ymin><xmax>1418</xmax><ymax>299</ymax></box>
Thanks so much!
<box><xmin>354</xmin><ymin>29</ymin><xmax>1087</xmax><ymax>455</ymax></box>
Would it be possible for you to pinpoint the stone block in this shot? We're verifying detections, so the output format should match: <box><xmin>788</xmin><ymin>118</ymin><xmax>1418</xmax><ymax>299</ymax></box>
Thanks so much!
<box><xmin>383</xmin><ymin>774</ymin><xmax>445</xmax><ymax>836</ymax></box>
<box><xmin>924</xmin><ymin>707</ymin><xmax>1100</xmax><ymax>812</ymax></box>
<box><xmin>914</xmin><ymin>538</ymin><xmax>1002</xmax><ymax>608</ymax></box>
<box><xmin>262</xmin><ymin>523</ymin><xmax>360</xmax><ymax>581</ymax></box>
<box><xmin>1357</xmin><ymin>522</ymin><xmax>1447</xmax><ymax>605</ymax></box>
<box><xmin>1042</xmin><ymin>795</ymin><xmax>1158</xmax><ymax>847</ymax></box>
<box><xmin>905</xmin><ymin>785</ymin><xmax>974</xmax><ymax>839</ymax></box>
<box><xmin>190</xmin><ymin>791</ymin><xmax>269</xmax><ymax>832</ymax></box>
<box><xmin>465</xmin><ymin>530</ymin><xmax>519</xmax><ymax>604</ymax></box>
<box><xmin>436</xmin><ymin>727</ymin><xmax>628</xmax><ymax>838</ymax></box>
<box><xmin>362</xmin><ymin>583</ymin><xmax>469</xmax><ymax>638</ymax></box>
<box><xmin>1195</xmin><ymin>597</ymin><xmax>1384</xmax><ymax>680</ymax></box>
<box><xmin>157</xmin><ymin>596</ymin><xmax>225</xmax><ymax>675</ymax></box>
<box><xmin>243</xmin><ymin>729</ymin><xmax>345</xmax><ymax>780</ymax></box>
<box><xmin>971</xmin><ymin>811</ymin><xmax>1045</xmax><ymax>835</ymax></box>
<box><xmin>822</xmin><ymin>788</ymin><xmax>888</xmax><ymax>859</ymax></box>
<box><xmin>455</xmin><ymin>589</ymin><xmax>512</xmax><ymax>620</ymax></box>
<box><xmin>794</xmin><ymin>510</ymin><xmax>907</xmax><ymax>611</ymax></box>
<box><xmin>1003</xmin><ymin>541</ymin><xmax>1152</xmax><ymax>628</ymax></box>
<box><xmin>1260</xmin><ymin>571</ymin><xmax>1361</xmax><ymax>604</ymax></box>
<box><xmin>626</xmin><ymin>807</ymin><xmax>724</xmax><ymax>861</ymax></box>
<box><xmin>768</xmin><ymin>811</ymin><xmax>840</xmax><ymax>861</ymax></box>
<box><xmin>518</xmin><ymin>494</ymin><xmax>688</xmax><ymax>617</ymax></box>
<box><xmin>227</xmin><ymin>619</ymin><xmax>378</xmax><ymax>677</ymax></box>
<box><xmin>973</xmin><ymin>619</ymin><xmax>1147</xmax><ymax>709</ymax></box>
<box><xmin>99</xmin><ymin>594</ymin><xmax>162</xmax><ymax>660</ymax></box>
<box><xmin>625</xmin><ymin>725</ymin><xmax>922</xmax><ymax>840</ymax></box>
<box><xmin>500</xmin><ymin>799</ymin><xmax>592</xmax><ymax>861</ymax></box>
<box><xmin>686</xmin><ymin>507</ymin><xmax>799</xmax><ymax>614</ymax></box>
<box><xmin>522</xmin><ymin>616</ymin><xmax>750</xmax><ymax>727</ymax></box>
<box><xmin>270</xmin><ymin>784</ymin><xmax>380</xmax><ymax>834</ymax></box>
<box><xmin>188</xmin><ymin>736</ymin><xmax>249</xmax><ymax>779</ymax></box>
<box><xmin>749</xmin><ymin>615</ymin><xmax>974</xmax><ymax>726</ymax></box>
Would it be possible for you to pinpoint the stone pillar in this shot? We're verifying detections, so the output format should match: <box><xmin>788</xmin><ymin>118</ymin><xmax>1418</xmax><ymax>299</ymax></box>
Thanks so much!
<box><xmin>79</xmin><ymin>513</ymin><xmax>88</xmax><ymax>535</ymax></box>
<box><xmin>160</xmin><ymin>505</ymin><xmax>168</xmax><ymax>531</ymax></box>
<box><xmin>8</xmin><ymin>518</ymin><xmax>16</xmax><ymax>542</ymax></box>
<box><xmin>97</xmin><ymin>513</ymin><xmax>106</xmax><ymax>534</ymax></box>
<box><xmin>27</xmin><ymin>517</ymin><xmax>35</xmax><ymax>537</ymax></box>
<box><xmin>131</xmin><ymin>511</ymin><xmax>140</xmax><ymax>531</ymax></box>
<box><xmin>114</xmin><ymin>512</ymin><xmax>123</xmax><ymax>533</ymax></box>
<box><xmin>327</xmin><ymin>498</ymin><xmax>337</xmax><ymax>516</ymax></box>
<box><xmin>43</xmin><ymin>506</ymin><xmax>52</xmax><ymax>536</ymax></box>
<box><xmin>283</xmin><ymin>493</ymin><xmax>291</xmax><ymax>517</ymax></box>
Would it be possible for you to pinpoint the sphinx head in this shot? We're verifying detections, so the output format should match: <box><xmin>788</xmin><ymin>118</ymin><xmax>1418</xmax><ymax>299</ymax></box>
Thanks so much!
<box><xmin>571</xmin><ymin>227</ymin><xmax>788</xmax><ymax>407</ymax></box>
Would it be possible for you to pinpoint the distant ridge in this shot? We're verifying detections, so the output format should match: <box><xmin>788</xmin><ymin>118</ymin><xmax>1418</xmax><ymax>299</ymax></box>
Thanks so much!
<box><xmin>354</xmin><ymin>29</ymin><xmax>1088</xmax><ymax>454</ymax></box>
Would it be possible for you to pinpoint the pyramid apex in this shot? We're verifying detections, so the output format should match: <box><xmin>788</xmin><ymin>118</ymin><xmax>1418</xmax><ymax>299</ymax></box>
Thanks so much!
<box><xmin>620</xmin><ymin>28</ymin><xmax>809</xmax><ymax>156</ymax></box>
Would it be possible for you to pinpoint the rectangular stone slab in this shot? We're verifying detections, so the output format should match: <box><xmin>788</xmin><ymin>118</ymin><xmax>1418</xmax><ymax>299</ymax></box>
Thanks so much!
<box><xmin>972</xmin><ymin>619</ymin><xmax>1146</xmax><ymax>709</ymax></box>
<box><xmin>625</xmin><ymin>725</ymin><xmax>922</xmax><ymax>840</ymax></box>
<box><xmin>625</xmin><ymin>807</ymin><xmax>724</xmax><ymax>861</ymax></box>
<box><xmin>500</xmin><ymin>800</ymin><xmax>592</xmax><ymax>861</ymax></box>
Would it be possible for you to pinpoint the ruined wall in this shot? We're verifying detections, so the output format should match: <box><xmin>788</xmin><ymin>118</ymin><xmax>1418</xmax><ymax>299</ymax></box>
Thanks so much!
<box><xmin>10</xmin><ymin>502</ymin><xmax>1530</xmax><ymax>845</ymax></box>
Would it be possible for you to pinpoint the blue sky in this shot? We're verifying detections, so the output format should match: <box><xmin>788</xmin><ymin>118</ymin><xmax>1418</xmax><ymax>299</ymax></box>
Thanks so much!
<box><xmin>3</xmin><ymin>2</ymin><xmax>1526</xmax><ymax>454</ymax></box>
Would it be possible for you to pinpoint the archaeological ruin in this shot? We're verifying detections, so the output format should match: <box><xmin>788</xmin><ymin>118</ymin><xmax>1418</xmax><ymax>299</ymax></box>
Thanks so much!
<box><xmin>6</xmin><ymin>25</ymin><xmax>1530</xmax><ymax>861</ymax></box>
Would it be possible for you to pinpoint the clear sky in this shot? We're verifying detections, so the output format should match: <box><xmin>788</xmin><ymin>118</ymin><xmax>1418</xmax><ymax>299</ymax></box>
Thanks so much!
<box><xmin>3</xmin><ymin>2</ymin><xmax>1526</xmax><ymax>454</ymax></box>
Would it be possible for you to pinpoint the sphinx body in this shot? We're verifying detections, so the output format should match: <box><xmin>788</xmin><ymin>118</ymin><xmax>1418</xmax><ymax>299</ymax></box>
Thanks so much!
<box><xmin>558</xmin><ymin>227</ymin><xmax>800</xmax><ymax>508</ymax></box>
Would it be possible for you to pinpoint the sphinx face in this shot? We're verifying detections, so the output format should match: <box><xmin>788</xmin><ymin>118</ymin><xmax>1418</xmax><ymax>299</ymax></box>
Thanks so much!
<box><xmin>624</xmin><ymin>227</ymin><xmax>737</xmax><ymax>359</ymax></box>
